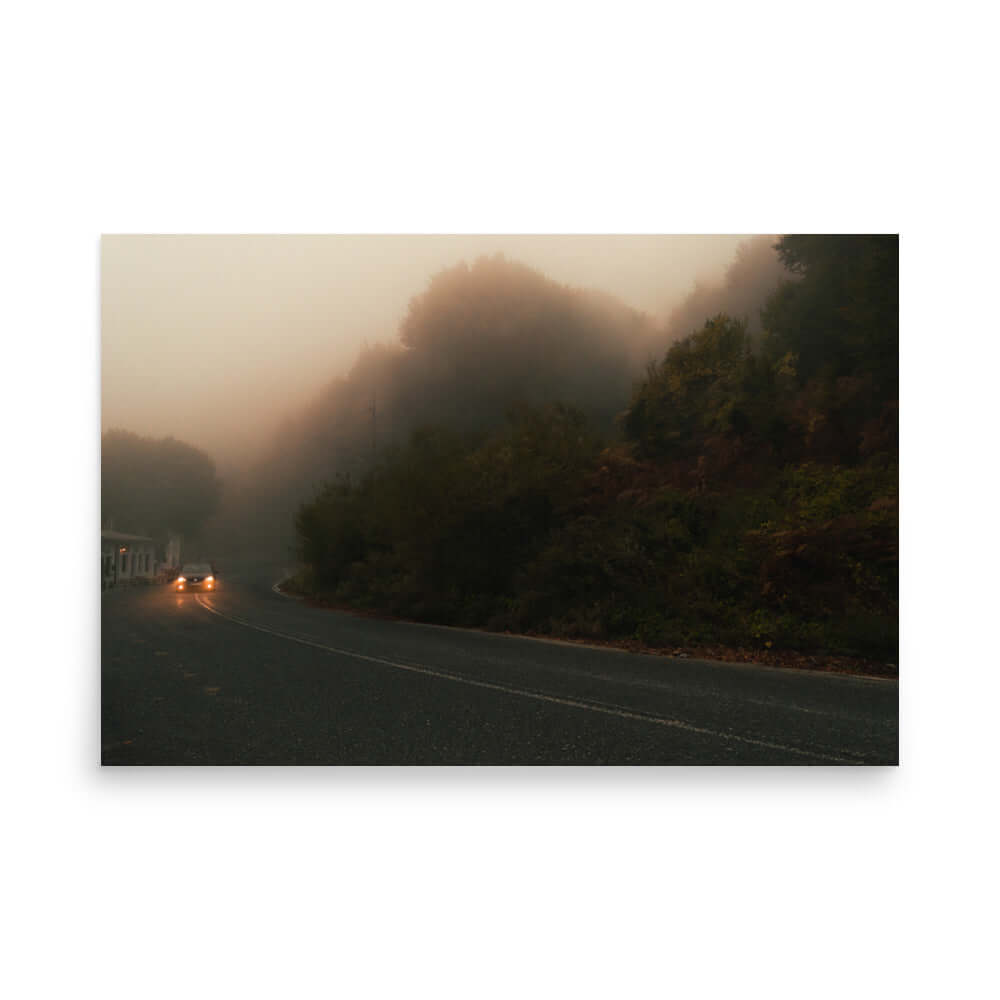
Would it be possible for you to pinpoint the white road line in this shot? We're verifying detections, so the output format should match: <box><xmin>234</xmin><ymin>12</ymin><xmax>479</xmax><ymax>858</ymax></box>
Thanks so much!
<box><xmin>195</xmin><ymin>596</ymin><xmax>862</xmax><ymax>764</ymax></box>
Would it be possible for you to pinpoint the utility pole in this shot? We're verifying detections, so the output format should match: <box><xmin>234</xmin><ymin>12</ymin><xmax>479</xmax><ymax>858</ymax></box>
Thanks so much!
<box><xmin>370</xmin><ymin>387</ymin><xmax>377</xmax><ymax>461</ymax></box>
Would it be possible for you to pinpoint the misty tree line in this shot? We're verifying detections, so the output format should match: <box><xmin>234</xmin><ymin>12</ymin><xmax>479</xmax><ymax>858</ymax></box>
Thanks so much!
<box><xmin>101</xmin><ymin>430</ymin><xmax>221</xmax><ymax>541</ymax></box>
<box><xmin>291</xmin><ymin>235</ymin><xmax>898</xmax><ymax>659</ymax></box>
<box><xmin>626</xmin><ymin>236</ymin><xmax>897</xmax><ymax>466</ymax></box>
<box><xmin>218</xmin><ymin>251</ymin><xmax>661</xmax><ymax>556</ymax></box>
<box><xmin>99</xmin><ymin>235</ymin><xmax>897</xmax><ymax>658</ymax></box>
<box><xmin>220</xmin><ymin>238</ymin><xmax>787</xmax><ymax>557</ymax></box>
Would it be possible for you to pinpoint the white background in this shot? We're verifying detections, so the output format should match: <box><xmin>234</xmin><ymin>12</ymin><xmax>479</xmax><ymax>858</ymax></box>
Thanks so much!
<box><xmin>3</xmin><ymin>2</ymin><xmax>998</xmax><ymax>998</ymax></box>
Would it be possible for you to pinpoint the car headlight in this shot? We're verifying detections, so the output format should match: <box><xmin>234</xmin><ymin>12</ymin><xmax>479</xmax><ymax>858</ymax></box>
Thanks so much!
<box><xmin>206</xmin><ymin>576</ymin><xmax>214</xmax><ymax>582</ymax></box>
<box><xmin>177</xmin><ymin>576</ymin><xmax>186</xmax><ymax>583</ymax></box>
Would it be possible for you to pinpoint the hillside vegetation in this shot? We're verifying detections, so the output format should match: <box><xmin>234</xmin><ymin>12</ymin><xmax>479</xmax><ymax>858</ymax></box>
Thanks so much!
<box><xmin>102</xmin><ymin>430</ymin><xmax>222</xmax><ymax>541</ymax></box>
<box><xmin>293</xmin><ymin>236</ymin><xmax>898</xmax><ymax>663</ymax></box>
<box><xmin>217</xmin><ymin>255</ymin><xmax>653</xmax><ymax>557</ymax></box>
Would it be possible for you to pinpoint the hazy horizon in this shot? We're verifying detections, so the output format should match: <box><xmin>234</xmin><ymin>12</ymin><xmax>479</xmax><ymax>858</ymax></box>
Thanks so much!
<box><xmin>101</xmin><ymin>234</ymin><xmax>754</xmax><ymax>467</ymax></box>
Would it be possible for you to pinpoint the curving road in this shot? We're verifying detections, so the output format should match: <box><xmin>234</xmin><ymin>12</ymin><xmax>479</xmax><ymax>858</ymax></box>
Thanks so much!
<box><xmin>101</xmin><ymin>561</ymin><xmax>898</xmax><ymax>764</ymax></box>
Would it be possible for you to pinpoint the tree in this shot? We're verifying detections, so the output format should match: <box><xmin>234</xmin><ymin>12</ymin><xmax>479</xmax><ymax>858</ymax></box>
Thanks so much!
<box><xmin>762</xmin><ymin>234</ymin><xmax>898</xmax><ymax>395</ymax></box>
<box><xmin>102</xmin><ymin>430</ymin><xmax>222</xmax><ymax>538</ymax></box>
<box><xmin>622</xmin><ymin>315</ymin><xmax>755</xmax><ymax>457</ymax></box>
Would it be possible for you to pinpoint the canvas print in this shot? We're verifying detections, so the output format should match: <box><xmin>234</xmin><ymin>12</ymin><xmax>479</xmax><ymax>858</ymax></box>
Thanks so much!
<box><xmin>101</xmin><ymin>235</ymin><xmax>898</xmax><ymax>764</ymax></box>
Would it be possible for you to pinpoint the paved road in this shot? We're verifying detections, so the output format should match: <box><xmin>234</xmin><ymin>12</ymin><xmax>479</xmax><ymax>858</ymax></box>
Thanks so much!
<box><xmin>101</xmin><ymin>563</ymin><xmax>898</xmax><ymax>764</ymax></box>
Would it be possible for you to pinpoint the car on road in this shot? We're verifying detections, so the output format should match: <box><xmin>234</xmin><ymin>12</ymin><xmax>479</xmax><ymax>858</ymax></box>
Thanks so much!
<box><xmin>174</xmin><ymin>563</ymin><xmax>217</xmax><ymax>592</ymax></box>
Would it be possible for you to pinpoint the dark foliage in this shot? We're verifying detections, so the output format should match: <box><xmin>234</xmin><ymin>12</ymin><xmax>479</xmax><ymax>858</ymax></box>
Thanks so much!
<box><xmin>102</xmin><ymin>430</ymin><xmax>222</xmax><ymax>539</ymax></box>
<box><xmin>291</xmin><ymin>235</ymin><xmax>898</xmax><ymax>660</ymax></box>
<box><xmin>763</xmin><ymin>234</ymin><xmax>898</xmax><ymax>398</ymax></box>
<box><xmin>226</xmin><ymin>254</ymin><xmax>651</xmax><ymax>557</ymax></box>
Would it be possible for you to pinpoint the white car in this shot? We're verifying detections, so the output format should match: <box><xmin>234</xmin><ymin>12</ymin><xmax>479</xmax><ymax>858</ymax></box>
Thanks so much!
<box><xmin>174</xmin><ymin>563</ymin><xmax>217</xmax><ymax>592</ymax></box>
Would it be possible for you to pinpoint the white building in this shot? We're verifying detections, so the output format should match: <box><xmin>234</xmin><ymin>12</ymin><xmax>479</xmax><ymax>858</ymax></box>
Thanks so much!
<box><xmin>101</xmin><ymin>530</ymin><xmax>157</xmax><ymax>590</ymax></box>
<box><xmin>163</xmin><ymin>533</ymin><xmax>182</xmax><ymax>573</ymax></box>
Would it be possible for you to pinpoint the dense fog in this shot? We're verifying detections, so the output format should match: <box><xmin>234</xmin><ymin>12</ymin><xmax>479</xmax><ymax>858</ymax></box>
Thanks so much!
<box><xmin>102</xmin><ymin>236</ymin><xmax>753</xmax><ymax>463</ymax></box>
<box><xmin>102</xmin><ymin>235</ymin><xmax>787</xmax><ymax>556</ymax></box>
<box><xmin>101</xmin><ymin>234</ymin><xmax>898</xmax><ymax>660</ymax></box>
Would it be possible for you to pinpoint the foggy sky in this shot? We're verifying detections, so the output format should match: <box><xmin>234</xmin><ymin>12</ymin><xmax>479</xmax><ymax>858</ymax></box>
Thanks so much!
<box><xmin>101</xmin><ymin>235</ymin><xmax>751</xmax><ymax>467</ymax></box>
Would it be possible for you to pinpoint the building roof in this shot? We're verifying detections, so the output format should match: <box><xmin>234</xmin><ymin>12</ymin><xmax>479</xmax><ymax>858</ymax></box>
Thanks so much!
<box><xmin>101</xmin><ymin>530</ymin><xmax>154</xmax><ymax>543</ymax></box>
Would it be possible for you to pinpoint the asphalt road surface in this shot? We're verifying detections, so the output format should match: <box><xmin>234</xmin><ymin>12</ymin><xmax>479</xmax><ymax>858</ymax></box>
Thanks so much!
<box><xmin>101</xmin><ymin>562</ymin><xmax>898</xmax><ymax>765</ymax></box>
